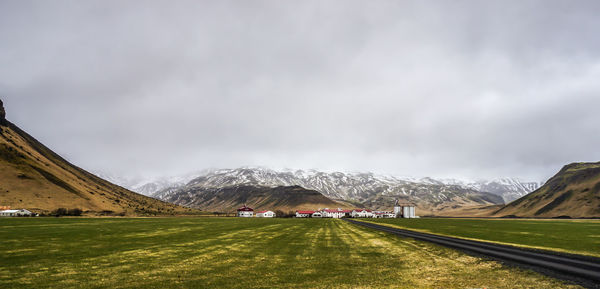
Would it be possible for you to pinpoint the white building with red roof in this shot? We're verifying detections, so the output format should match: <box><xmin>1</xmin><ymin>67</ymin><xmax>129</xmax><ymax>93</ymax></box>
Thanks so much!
<box><xmin>256</xmin><ymin>210</ymin><xmax>275</xmax><ymax>218</ymax></box>
<box><xmin>295</xmin><ymin>210</ymin><xmax>315</xmax><ymax>218</ymax></box>
<box><xmin>321</xmin><ymin>208</ymin><xmax>345</xmax><ymax>218</ymax></box>
<box><xmin>237</xmin><ymin>205</ymin><xmax>254</xmax><ymax>217</ymax></box>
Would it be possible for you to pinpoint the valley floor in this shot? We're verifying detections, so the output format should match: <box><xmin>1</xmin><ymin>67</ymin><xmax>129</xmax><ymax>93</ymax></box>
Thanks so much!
<box><xmin>0</xmin><ymin>218</ymin><xmax>583</xmax><ymax>288</ymax></box>
<box><xmin>364</xmin><ymin>218</ymin><xmax>600</xmax><ymax>257</ymax></box>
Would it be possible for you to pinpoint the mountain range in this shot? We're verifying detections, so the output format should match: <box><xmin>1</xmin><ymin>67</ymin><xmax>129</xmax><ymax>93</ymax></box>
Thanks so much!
<box><xmin>158</xmin><ymin>185</ymin><xmax>346</xmax><ymax>213</ymax></box>
<box><xmin>3</xmin><ymin>97</ymin><xmax>596</xmax><ymax>218</ymax></box>
<box><xmin>106</xmin><ymin>167</ymin><xmax>541</xmax><ymax>214</ymax></box>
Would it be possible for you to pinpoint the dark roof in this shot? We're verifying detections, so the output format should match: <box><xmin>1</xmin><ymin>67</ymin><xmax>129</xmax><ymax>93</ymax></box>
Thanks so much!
<box><xmin>237</xmin><ymin>205</ymin><xmax>254</xmax><ymax>211</ymax></box>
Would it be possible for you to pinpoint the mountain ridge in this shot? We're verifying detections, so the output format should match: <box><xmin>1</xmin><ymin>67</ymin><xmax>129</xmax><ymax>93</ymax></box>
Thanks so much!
<box><xmin>143</xmin><ymin>167</ymin><xmax>513</xmax><ymax>214</ymax></box>
<box><xmin>493</xmin><ymin>161</ymin><xmax>600</xmax><ymax>218</ymax></box>
<box><xmin>0</xmin><ymin>100</ymin><xmax>196</xmax><ymax>215</ymax></box>
<box><xmin>157</xmin><ymin>184</ymin><xmax>347</xmax><ymax>212</ymax></box>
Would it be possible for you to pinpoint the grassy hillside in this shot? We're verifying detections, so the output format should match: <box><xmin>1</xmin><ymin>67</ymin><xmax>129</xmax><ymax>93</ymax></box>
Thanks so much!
<box><xmin>0</xmin><ymin>218</ymin><xmax>581</xmax><ymax>289</ymax></box>
<box><xmin>364</xmin><ymin>218</ymin><xmax>600</xmax><ymax>257</ymax></box>
<box><xmin>160</xmin><ymin>185</ymin><xmax>349</xmax><ymax>212</ymax></box>
<box><xmin>0</xmin><ymin>101</ymin><xmax>196</xmax><ymax>215</ymax></box>
<box><xmin>494</xmin><ymin>162</ymin><xmax>600</xmax><ymax>218</ymax></box>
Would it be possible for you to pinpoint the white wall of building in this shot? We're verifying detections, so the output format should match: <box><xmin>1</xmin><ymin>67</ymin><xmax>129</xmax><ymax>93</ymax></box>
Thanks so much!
<box><xmin>256</xmin><ymin>211</ymin><xmax>275</xmax><ymax>217</ymax></box>
<box><xmin>237</xmin><ymin>211</ymin><xmax>253</xmax><ymax>217</ymax></box>
<box><xmin>0</xmin><ymin>209</ymin><xmax>33</xmax><ymax>217</ymax></box>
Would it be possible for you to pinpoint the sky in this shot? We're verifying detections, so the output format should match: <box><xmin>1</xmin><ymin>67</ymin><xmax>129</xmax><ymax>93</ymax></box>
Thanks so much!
<box><xmin>1</xmin><ymin>0</ymin><xmax>600</xmax><ymax>182</ymax></box>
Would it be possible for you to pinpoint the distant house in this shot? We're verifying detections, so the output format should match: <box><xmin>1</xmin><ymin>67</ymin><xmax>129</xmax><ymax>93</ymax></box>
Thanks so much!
<box><xmin>351</xmin><ymin>209</ymin><xmax>373</xmax><ymax>218</ymax></box>
<box><xmin>0</xmin><ymin>209</ymin><xmax>34</xmax><ymax>217</ymax></box>
<box><xmin>311</xmin><ymin>211</ymin><xmax>322</xmax><ymax>218</ymax></box>
<box><xmin>322</xmin><ymin>208</ymin><xmax>345</xmax><ymax>218</ymax></box>
<box><xmin>256</xmin><ymin>210</ymin><xmax>275</xmax><ymax>218</ymax></box>
<box><xmin>295</xmin><ymin>210</ymin><xmax>315</xmax><ymax>218</ymax></box>
<box><xmin>237</xmin><ymin>205</ymin><xmax>254</xmax><ymax>217</ymax></box>
<box><xmin>373</xmin><ymin>211</ymin><xmax>396</xmax><ymax>218</ymax></box>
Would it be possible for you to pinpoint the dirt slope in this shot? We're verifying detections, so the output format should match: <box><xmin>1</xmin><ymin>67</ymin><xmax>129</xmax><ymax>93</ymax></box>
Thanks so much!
<box><xmin>493</xmin><ymin>162</ymin><xmax>600</xmax><ymax>218</ymax></box>
<box><xmin>0</xmin><ymin>100</ymin><xmax>196</xmax><ymax>215</ymax></box>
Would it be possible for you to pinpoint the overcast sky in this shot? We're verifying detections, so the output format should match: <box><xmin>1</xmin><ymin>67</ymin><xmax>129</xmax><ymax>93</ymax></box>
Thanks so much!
<box><xmin>1</xmin><ymin>0</ymin><xmax>600</xmax><ymax>182</ymax></box>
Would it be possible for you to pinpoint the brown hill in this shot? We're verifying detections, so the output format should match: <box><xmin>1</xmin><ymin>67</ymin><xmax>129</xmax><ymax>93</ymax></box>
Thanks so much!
<box><xmin>0</xmin><ymin>99</ymin><xmax>196</xmax><ymax>216</ymax></box>
<box><xmin>157</xmin><ymin>185</ymin><xmax>348</xmax><ymax>213</ymax></box>
<box><xmin>493</xmin><ymin>162</ymin><xmax>600</xmax><ymax>218</ymax></box>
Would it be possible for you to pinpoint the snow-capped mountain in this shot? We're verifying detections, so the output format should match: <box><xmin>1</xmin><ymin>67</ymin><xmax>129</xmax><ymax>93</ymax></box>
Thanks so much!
<box><xmin>149</xmin><ymin>167</ymin><xmax>514</xmax><ymax>214</ymax></box>
<box><xmin>461</xmin><ymin>178</ymin><xmax>541</xmax><ymax>202</ymax></box>
<box><xmin>95</xmin><ymin>171</ymin><xmax>204</xmax><ymax>196</ymax></box>
<box><xmin>105</xmin><ymin>167</ymin><xmax>539</xmax><ymax>212</ymax></box>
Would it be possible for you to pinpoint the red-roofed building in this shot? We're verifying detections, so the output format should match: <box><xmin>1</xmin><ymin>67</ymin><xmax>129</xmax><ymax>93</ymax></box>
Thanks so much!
<box><xmin>237</xmin><ymin>205</ymin><xmax>254</xmax><ymax>217</ymax></box>
<box><xmin>295</xmin><ymin>210</ymin><xmax>315</xmax><ymax>218</ymax></box>
<box><xmin>256</xmin><ymin>210</ymin><xmax>275</xmax><ymax>218</ymax></box>
<box><xmin>321</xmin><ymin>208</ymin><xmax>345</xmax><ymax>218</ymax></box>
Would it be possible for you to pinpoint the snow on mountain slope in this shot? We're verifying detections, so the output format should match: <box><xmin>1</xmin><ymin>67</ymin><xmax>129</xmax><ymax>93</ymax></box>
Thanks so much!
<box><xmin>456</xmin><ymin>178</ymin><xmax>541</xmax><ymax>202</ymax></box>
<box><xmin>107</xmin><ymin>167</ymin><xmax>539</xmax><ymax>209</ymax></box>
<box><xmin>149</xmin><ymin>167</ymin><xmax>511</xmax><ymax>214</ymax></box>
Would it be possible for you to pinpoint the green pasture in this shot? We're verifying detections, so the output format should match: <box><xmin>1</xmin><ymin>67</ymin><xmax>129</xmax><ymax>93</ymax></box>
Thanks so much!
<box><xmin>364</xmin><ymin>218</ymin><xmax>600</xmax><ymax>257</ymax></box>
<box><xmin>0</xmin><ymin>217</ymin><xmax>582</xmax><ymax>288</ymax></box>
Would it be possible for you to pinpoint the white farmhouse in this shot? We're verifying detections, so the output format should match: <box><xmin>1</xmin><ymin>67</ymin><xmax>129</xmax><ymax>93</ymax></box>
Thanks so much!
<box><xmin>373</xmin><ymin>211</ymin><xmax>396</xmax><ymax>218</ymax></box>
<box><xmin>256</xmin><ymin>210</ymin><xmax>275</xmax><ymax>218</ymax></box>
<box><xmin>0</xmin><ymin>209</ymin><xmax>34</xmax><ymax>217</ymax></box>
<box><xmin>351</xmin><ymin>209</ymin><xmax>374</xmax><ymax>218</ymax></box>
<box><xmin>322</xmin><ymin>209</ymin><xmax>345</xmax><ymax>218</ymax></box>
<box><xmin>237</xmin><ymin>205</ymin><xmax>254</xmax><ymax>217</ymax></box>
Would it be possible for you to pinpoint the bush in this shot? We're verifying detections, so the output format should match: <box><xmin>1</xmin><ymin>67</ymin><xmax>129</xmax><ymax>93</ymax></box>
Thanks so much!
<box><xmin>53</xmin><ymin>208</ymin><xmax>68</xmax><ymax>216</ymax></box>
<box><xmin>52</xmin><ymin>208</ymin><xmax>83</xmax><ymax>216</ymax></box>
<box><xmin>69</xmin><ymin>208</ymin><xmax>83</xmax><ymax>216</ymax></box>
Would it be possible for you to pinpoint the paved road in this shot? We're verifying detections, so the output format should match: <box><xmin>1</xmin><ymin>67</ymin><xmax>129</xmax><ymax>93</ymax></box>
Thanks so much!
<box><xmin>346</xmin><ymin>219</ymin><xmax>600</xmax><ymax>288</ymax></box>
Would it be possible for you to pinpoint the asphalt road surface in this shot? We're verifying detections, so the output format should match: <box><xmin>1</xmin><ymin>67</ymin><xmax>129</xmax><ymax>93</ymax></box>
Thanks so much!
<box><xmin>346</xmin><ymin>219</ymin><xmax>600</xmax><ymax>289</ymax></box>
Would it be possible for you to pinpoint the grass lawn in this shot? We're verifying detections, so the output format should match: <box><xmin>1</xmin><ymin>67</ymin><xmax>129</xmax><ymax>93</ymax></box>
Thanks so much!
<box><xmin>364</xmin><ymin>218</ymin><xmax>600</xmax><ymax>257</ymax></box>
<box><xmin>0</xmin><ymin>217</ymin><xmax>583</xmax><ymax>289</ymax></box>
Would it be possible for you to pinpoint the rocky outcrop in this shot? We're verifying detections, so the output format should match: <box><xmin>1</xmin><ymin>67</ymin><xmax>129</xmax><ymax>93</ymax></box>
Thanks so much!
<box><xmin>0</xmin><ymin>99</ymin><xmax>6</xmax><ymax>125</ymax></box>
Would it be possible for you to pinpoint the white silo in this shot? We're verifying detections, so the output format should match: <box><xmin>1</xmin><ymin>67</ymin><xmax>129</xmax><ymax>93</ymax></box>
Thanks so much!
<box><xmin>403</xmin><ymin>206</ymin><xmax>411</xmax><ymax>218</ymax></box>
<box><xmin>393</xmin><ymin>200</ymin><xmax>402</xmax><ymax>217</ymax></box>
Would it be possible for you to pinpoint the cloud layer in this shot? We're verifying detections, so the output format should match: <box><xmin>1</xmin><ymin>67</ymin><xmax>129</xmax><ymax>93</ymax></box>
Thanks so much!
<box><xmin>2</xmin><ymin>0</ymin><xmax>600</xmax><ymax>181</ymax></box>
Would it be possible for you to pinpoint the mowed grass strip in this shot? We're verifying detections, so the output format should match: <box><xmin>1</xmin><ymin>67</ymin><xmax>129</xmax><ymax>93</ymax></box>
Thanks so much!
<box><xmin>0</xmin><ymin>218</ymin><xmax>582</xmax><ymax>289</ymax></box>
<box><xmin>364</xmin><ymin>218</ymin><xmax>600</xmax><ymax>257</ymax></box>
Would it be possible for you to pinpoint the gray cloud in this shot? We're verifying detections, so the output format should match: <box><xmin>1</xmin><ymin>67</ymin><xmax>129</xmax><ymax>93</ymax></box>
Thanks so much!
<box><xmin>2</xmin><ymin>0</ymin><xmax>600</xmax><ymax>181</ymax></box>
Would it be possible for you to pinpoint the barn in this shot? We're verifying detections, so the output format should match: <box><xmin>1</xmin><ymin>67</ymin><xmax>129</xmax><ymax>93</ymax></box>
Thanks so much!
<box><xmin>237</xmin><ymin>205</ymin><xmax>254</xmax><ymax>217</ymax></box>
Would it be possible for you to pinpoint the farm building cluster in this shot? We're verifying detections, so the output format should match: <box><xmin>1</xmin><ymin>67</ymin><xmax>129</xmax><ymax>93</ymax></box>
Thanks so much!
<box><xmin>295</xmin><ymin>204</ymin><xmax>417</xmax><ymax>219</ymax></box>
<box><xmin>237</xmin><ymin>205</ymin><xmax>276</xmax><ymax>218</ymax></box>
<box><xmin>236</xmin><ymin>201</ymin><xmax>417</xmax><ymax>219</ymax></box>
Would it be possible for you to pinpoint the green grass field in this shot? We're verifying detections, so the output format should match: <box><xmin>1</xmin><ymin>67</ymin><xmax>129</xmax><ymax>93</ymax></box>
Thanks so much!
<box><xmin>0</xmin><ymin>218</ymin><xmax>583</xmax><ymax>288</ymax></box>
<box><xmin>364</xmin><ymin>218</ymin><xmax>600</xmax><ymax>257</ymax></box>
